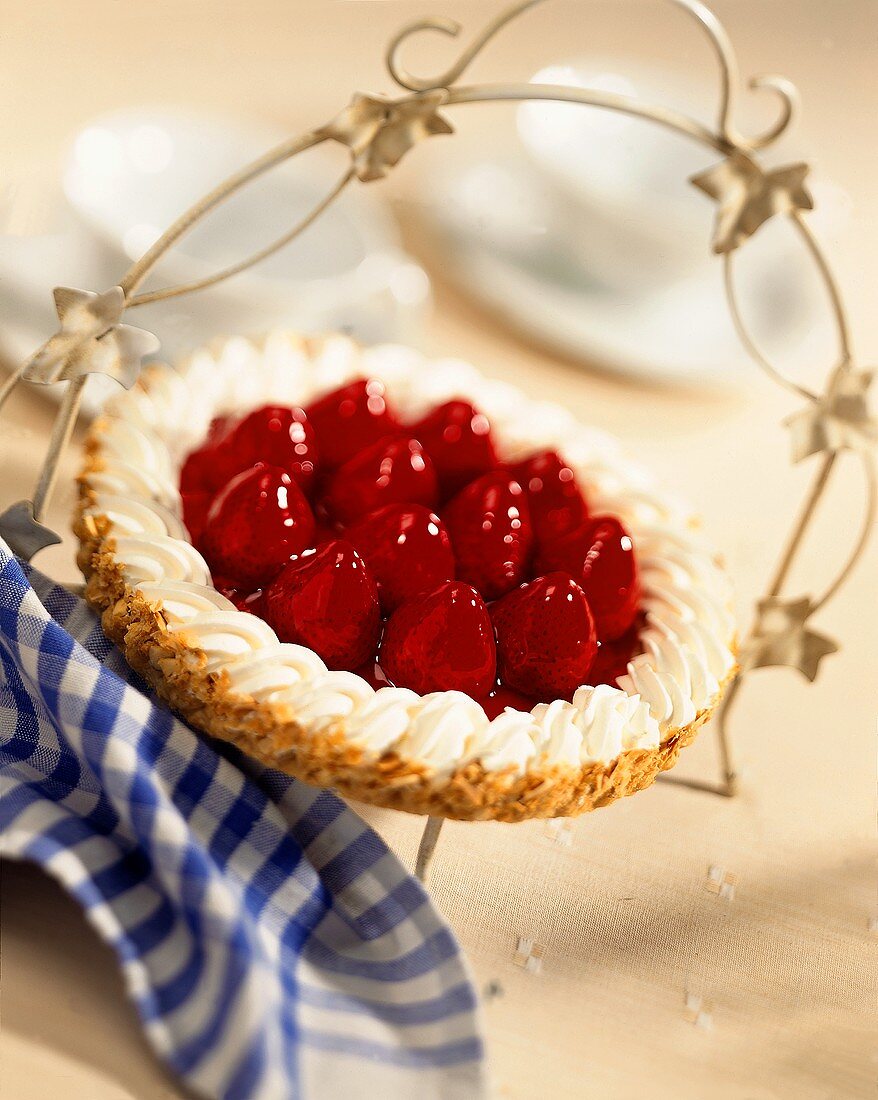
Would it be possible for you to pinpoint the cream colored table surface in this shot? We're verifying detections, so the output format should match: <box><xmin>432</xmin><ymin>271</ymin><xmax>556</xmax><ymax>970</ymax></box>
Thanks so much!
<box><xmin>1</xmin><ymin>3</ymin><xmax>876</xmax><ymax>1098</ymax></box>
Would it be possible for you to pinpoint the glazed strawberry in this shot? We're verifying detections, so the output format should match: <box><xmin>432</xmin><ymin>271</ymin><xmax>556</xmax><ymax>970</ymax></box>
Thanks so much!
<box><xmin>201</xmin><ymin>464</ymin><xmax>315</xmax><ymax>587</ymax></box>
<box><xmin>180</xmin><ymin>449</ymin><xmax>217</xmax><ymax>496</ymax></box>
<box><xmin>179</xmin><ymin>416</ymin><xmax>234</xmax><ymax>494</ymax></box>
<box><xmin>480</xmin><ymin>683</ymin><xmax>534</xmax><ymax>721</ymax></box>
<box><xmin>511</xmin><ymin>450</ymin><xmax>589</xmax><ymax>545</ymax></box>
<box><xmin>533</xmin><ymin>520</ymin><xmax>586</xmax><ymax>576</ymax></box>
<box><xmin>411</xmin><ymin>400</ymin><xmax>498</xmax><ymax>499</ymax></box>
<box><xmin>305</xmin><ymin>378</ymin><xmax>398</xmax><ymax>469</ymax></box>
<box><xmin>265</xmin><ymin>540</ymin><xmax>380</xmax><ymax>670</ymax></box>
<box><xmin>442</xmin><ymin>471</ymin><xmax>533</xmax><ymax>599</ymax></box>
<box><xmin>579</xmin><ymin>516</ymin><xmax>639</xmax><ymax>640</ymax></box>
<box><xmin>222</xmin><ymin>405</ymin><xmax>319</xmax><ymax>494</ymax></box>
<box><xmin>323</xmin><ymin>437</ymin><xmax>438</xmax><ymax>525</ymax></box>
<box><xmin>538</xmin><ymin>515</ymin><xmax>639</xmax><ymax>640</ymax></box>
<box><xmin>491</xmin><ymin>573</ymin><xmax>597</xmax><ymax>699</ymax></box>
<box><xmin>181</xmin><ymin>489</ymin><xmax>213</xmax><ymax>548</ymax></box>
<box><xmin>346</xmin><ymin>503</ymin><xmax>455</xmax><ymax>612</ymax></box>
<box><xmin>380</xmin><ymin>581</ymin><xmax>496</xmax><ymax>697</ymax></box>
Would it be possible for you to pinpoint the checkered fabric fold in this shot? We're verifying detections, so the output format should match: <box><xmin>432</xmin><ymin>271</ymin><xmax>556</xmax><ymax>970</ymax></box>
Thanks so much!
<box><xmin>0</xmin><ymin>542</ymin><xmax>484</xmax><ymax>1100</ymax></box>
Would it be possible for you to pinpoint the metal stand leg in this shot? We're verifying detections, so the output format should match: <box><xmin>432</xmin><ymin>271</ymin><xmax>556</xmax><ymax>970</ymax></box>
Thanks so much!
<box><xmin>657</xmin><ymin>698</ymin><xmax>738</xmax><ymax>798</ymax></box>
<box><xmin>715</xmin><ymin>702</ymin><xmax>739</xmax><ymax>797</ymax></box>
<box><xmin>415</xmin><ymin>816</ymin><xmax>445</xmax><ymax>883</ymax></box>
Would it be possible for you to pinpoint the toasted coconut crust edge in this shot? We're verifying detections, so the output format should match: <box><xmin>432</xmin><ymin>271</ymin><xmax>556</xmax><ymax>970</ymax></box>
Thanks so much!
<box><xmin>75</xmin><ymin>510</ymin><xmax>737</xmax><ymax>823</ymax></box>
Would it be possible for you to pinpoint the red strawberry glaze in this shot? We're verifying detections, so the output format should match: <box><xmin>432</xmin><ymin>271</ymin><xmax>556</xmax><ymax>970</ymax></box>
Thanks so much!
<box><xmin>212</xmin><ymin>578</ymin><xmax>267</xmax><ymax>616</ymax></box>
<box><xmin>586</xmin><ymin>622</ymin><xmax>642</xmax><ymax>687</ymax></box>
<box><xmin>323</xmin><ymin>437</ymin><xmax>438</xmax><ymax>525</ymax></box>
<box><xmin>354</xmin><ymin>660</ymin><xmax>395</xmax><ymax>691</ymax></box>
<box><xmin>380</xmin><ymin>581</ymin><xmax>496</xmax><ymax>697</ymax></box>
<box><xmin>534</xmin><ymin>521</ymin><xmax>587</xmax><ymax>577</ymax></box>
<box><xmin>179</xmin><ymin>416</ymin><xmax>234</xmax><ymax>494</ymax></box>
<box><xmin>411</xmin><ymin>400</ymin><xmax>498</xmax><ymax>500</ymax></box>
<box><xmin>346</xmin><ymin>503</ymin><xmax>455</xmax><ymax>613</ymax></box>
<box><xmin>490</xmin><ymin>573</ymin><xmax>597</xmax><ymax>700</ymax></box>
<box><xmin>510</xmin><ymin>450</ymin><xmax>589</xmax><ymax>546</ymax></box>
<box><xmin>443</xmin><ymin>472</ymin><xmax>533</xmax><ymax>600</ymax></box>
<box><xmin>265</xmin><ymin>540</ymin><xmax>380</xmax><ymax>671</ymax></box>
<box><xmin>201</xmin><ymin>464</ymin><xmax>315</xmax><ymax>588</ymax></box>
<box><xmin>312</xmin><ymin>518</ymin><xmax>341</xmax><ymax>546</ymax></box>
<box><xmin>181</xmin><ymin>490</ymin><xmax>213</xmax><ymax>549</ymax></box>
<box><xmin>304</xmin><ymin>379</ymin><xmax>398</xmax><ymax>470</ymax></box>
<box><xmin>180</xmin><ymin>390</ymin><xmax>645</xmax><ymax>707</ymax></box>
<box><xmin>211</xmin><ymin>575</ymin><xmax>241</xmax><ymax>601</ymax></box>
<box><xmin>239</xmin><ymin>589</ymin><xmax>267</xmax><ymax>617</ymax></box>
<box><xmin>479</xmin><ymin>683</ymin><xmax>536</xmax><ymax>721</ymax></box>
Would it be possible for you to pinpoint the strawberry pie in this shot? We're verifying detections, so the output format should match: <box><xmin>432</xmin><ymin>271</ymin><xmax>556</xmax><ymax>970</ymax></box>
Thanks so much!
<box><xmin>76</xmin><ymin>333</ymin><xmax>737</xmax><ymax>821</ymax></box>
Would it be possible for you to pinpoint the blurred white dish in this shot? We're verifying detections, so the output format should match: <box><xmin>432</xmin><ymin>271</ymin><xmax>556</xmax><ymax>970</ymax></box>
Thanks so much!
<box><xmin>62</xmin><ymin>108</ymin><xmax>429</xmax><ymax>344</ymax></box>
<box><xmin>422</xmin><ymin>58</ymin><xmax>826</xmax><ymax>386</ymax></box>
<box><xmin>0</xmin><ymin>107</ymin><xmax>430</xmax><ymax>411</ymax></box>
<box><xmin>427</xmin><ymin>154</ymin><xmax>818</xmax><ymax>386</ymax></box>
<box><xmin>517</xmin><ymin>63</ymin><xmax>714</xmax><ymax>290</ymax></box>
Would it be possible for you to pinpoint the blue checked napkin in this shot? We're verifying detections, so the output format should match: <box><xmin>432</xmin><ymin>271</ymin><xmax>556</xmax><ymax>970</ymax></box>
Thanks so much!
<box><xmin>0</xmin><ymin>540</ymin><xmax>484</xmax><ymax>1100</ymax></box>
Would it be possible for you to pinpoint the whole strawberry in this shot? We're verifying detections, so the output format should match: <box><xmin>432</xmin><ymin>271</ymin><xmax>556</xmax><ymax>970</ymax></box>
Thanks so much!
<box><xmin>536</xmin><ymin>514</ymin><xmax>639</xmax><ymax>640</ymax></box>
<box><xmin>510</xmin><ymin>450</ymin><xmax>589</xmax><ymax>545</ymax></box>
<box><xmin>222</xmin><ymin>405</ymin><xmax>319</xmax><ymax>495</ymax></box>
<box><xmin>380</xmin><ymin>581</ymin><xmax>496</xmax><ymax>697</ymax></box>
<box><xmin>323</xmin><ymin>437</ymin><xmax>438</xmax><ymax>525</ymax></box>
<box><xmin>305</xmin><ymin>378</ymin><xmax>398</xmax><ymax>469</ymax></box>
<box><xmin>181</xmin><ymin>489</ymin><xmax>213</xmax><ymax>549</ymax></box>
<box><xmin>265</xmin><ymin>540</ymin><xmax>380</xmax><ymax>670</ymax></box>
<box><xmin>442</xmin><ymin>472</ymin><xmax>533</xmax><ymax>600</ymax></box>
<box><xmin>346</xmin><ymin>503</ymin><xmax>455</xmax><ymax>612</ymax></box>
<box><xmin>201</xmin><ymin>464</ymin><xmax>315</xmax><ymax>587</ymax></box>
<box><xmin>411</xmin><ymin>400</ymin><xmax>498</xmax><ymax>500</ymax></box>
<box><xmin>179</xmin><ymin>415</ymin><xmax>234</xmax><ymax>494</ymax></box>
<box><xmin>491</xmin><ymin>573</ymin><xmax>597</xmax><ymax>700</ymax></box>
<box><xmin>579</xmin><ymin>516</ymin><xmax>640</xmax><ymax>640</ymax></box>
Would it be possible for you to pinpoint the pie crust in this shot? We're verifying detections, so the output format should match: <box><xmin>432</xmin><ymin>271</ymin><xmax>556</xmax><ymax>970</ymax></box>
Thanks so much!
<box><xmin>75</xmin><ymin>332</ymin><xmax>737</xmax><ymax>822</ymax></box>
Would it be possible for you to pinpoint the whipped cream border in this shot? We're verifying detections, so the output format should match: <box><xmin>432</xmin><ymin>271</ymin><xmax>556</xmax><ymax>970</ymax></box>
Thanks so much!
<box><xmin>81</xmin><ymin>331</ymin><xmax>736</xmax><ymax>776</ymax></box>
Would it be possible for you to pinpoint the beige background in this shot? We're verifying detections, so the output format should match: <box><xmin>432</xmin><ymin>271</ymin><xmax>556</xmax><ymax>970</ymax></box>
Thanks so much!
<box><xmin>1</xmin><ymin>2</ymin><xmax>876</xmax><ymax>1098</ymax></box>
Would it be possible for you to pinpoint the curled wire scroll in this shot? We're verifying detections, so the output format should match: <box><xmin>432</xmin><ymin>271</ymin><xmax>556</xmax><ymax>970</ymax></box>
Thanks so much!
<box><xmin>385</xmin><ymin>0</ymin><xmax>799</xmax><ymax>149</ymax></box>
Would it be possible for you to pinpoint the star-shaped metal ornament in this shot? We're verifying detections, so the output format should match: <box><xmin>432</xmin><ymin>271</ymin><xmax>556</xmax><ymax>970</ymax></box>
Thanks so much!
<box><xmin>22</xmin><ymin>286</ymin><xmax>159</xmax><ymax>389</ymax></box>
<box><xmin>784</xmin><ymin>368</ymin><xmax>877</xmax><ymax>462</ymax></box>
<box><xmin>320</xmin><ymin>92</ymin><xmax>453</xmax><ymax>182</ymax></box>
<box><xmin>741</xmin><ymin>596</ymin><xmax>838</xmax><ymax>682</ymax></box>
<box><xmin>691</xmin><ymin>151</ymin><xmax>814</xmax><ymax>254</ymax></box>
